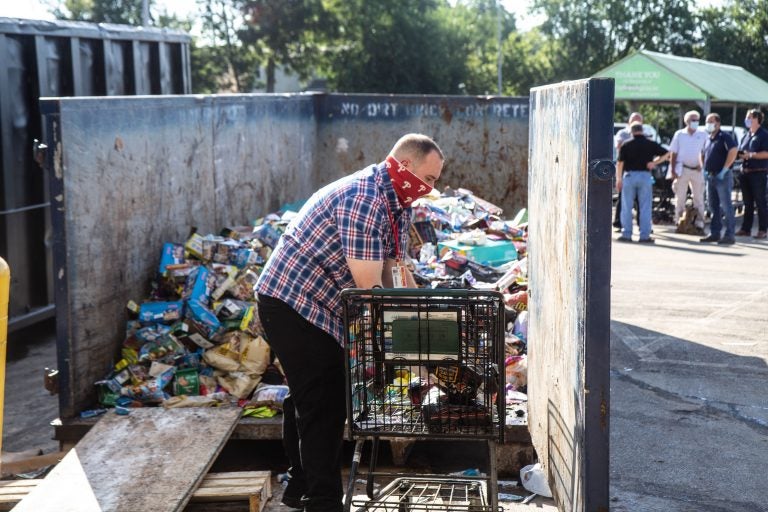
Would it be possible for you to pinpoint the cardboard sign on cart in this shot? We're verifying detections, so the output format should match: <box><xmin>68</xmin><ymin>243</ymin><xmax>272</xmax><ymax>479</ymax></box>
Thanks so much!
<box><xmin>13</xmin><ymin>408</ymin><xmax>241</xmax><ymax>512</ymax></box>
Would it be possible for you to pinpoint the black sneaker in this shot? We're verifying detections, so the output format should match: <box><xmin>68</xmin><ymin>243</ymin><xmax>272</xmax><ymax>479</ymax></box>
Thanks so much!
<box><xmin>717</xmin><ymin>237</ymin><xmax>735</xmax><ymax>245</ymax></box>
<box><xmin>699</xmin><ymin>235</ymin><xmax>720</xmax><ymax>243</ymax></box>
<box><xmin>281</xmin><ymin>493</ymin><xmax>305</xmax><ymax>509</ymax></box>
<box><xmin>638</xmin><ymin>237</ymin><xmax>655</xmax><ymax>244</ymax></box>
<box><xmin>616</xmin><ymin>236</ymin><xmax>632</xmax><ymax>242</ymax></box>
<box><xmin>282</xmin><ymin>479</ymin><xmax>307</xmax><ymax>510</ymax></box>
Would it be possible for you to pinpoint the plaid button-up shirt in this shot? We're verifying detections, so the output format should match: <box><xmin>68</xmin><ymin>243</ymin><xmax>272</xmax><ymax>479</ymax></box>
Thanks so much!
<box><xmin>256</xmin><ymin>161</ymin><xmax>410</xmax><ymax>344</ymax></box>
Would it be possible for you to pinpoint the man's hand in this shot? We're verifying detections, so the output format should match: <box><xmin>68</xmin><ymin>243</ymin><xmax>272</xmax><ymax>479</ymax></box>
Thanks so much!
<box><xmin>716</xmin><ymin>168</ymin><xmax>728</xmax><ymax>181</ymax></box>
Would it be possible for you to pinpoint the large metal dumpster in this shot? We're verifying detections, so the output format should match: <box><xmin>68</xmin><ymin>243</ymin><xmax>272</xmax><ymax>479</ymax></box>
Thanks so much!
<box><xmin>0</xmin><ymin>17</ymin><xmax>191</xmax><ymax>332</ymax></box>
<box><xmin>40</xmin><ymin>92</ymin><xmax>529</xmax><ymax>420</ymax></box>
<box><xmin>42</xmin><ymin>86</ymin><xmax>612</xmax><ymax>511</ymax></box>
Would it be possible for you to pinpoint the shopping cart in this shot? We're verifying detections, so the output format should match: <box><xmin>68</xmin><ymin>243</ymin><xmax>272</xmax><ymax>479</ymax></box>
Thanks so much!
<box><xmin>341</xmin><ymin>289</ymin><xmax>505</xmax><ymax>512</ymax></box>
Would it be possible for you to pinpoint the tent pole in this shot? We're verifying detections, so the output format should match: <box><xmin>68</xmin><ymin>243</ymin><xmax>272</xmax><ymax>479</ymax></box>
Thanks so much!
<box><xmin>732</xmin><ymin>104</ymin><xmax>737</xmax><ymax>131</ymax></box>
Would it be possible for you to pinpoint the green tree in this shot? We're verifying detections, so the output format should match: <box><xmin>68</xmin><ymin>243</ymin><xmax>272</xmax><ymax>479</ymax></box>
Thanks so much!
<box><xmin>501</xmin><ymin>28</ymin><xmax>556</xmax><ymax>95</ymax></box>
<box><xmin>320</xmin><ymin>0</ymin><xmax>484</xmax><ymax>94</ymax></box>
<box><xmin>198</xmin><ymin>0</ymin><xmax>259</xmax><ymax>92</ymax></box>
<box><xmin>50</xmin><ymin>0</ymin><xmax>149</xmax><ymax>25</ymax></box>
<box><xmin>695</xmin><ymin>0</ymin><xmax>768</xmax><ymax>82</ymax></box>
<box><xmin>237</xmin><ymin>0</ymin><xmax>338</xmax><ymax>92</ymax></box>
<box><xmin>445</xmin><ymin>0</ymin><xmax>516</xmax><ymax>95</ymax></box>
<box><xmin>531</xmin><ymin>0</ymin><xmax>697</xmax><ymax>81</ymax></box>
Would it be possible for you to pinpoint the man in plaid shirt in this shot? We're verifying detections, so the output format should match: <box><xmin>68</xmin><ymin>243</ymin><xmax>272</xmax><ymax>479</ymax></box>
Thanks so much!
<box><xmin>257</xmin><ymin>134</ymin><xmax>444</xmax><ymax>512</ymax></box>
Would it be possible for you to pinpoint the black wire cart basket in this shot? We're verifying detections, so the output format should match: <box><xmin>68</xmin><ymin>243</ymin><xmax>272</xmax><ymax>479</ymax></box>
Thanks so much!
<box><xmin>341</xmin><ymin>289</ymin><xmax>505</xmax><ymax>512</ymax></box>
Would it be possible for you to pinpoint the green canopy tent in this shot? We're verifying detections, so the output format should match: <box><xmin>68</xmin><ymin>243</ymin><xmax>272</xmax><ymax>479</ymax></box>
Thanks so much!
<box><xmin>593</xmin><ymin>50</ymin><xmax>768</xmax><ymax>129</ymax></box>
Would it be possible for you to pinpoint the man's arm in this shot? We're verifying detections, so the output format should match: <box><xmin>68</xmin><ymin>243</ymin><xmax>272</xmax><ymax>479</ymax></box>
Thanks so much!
<box><xmin>616</xmin><ymin>160</ymin><xmax>624</xmax><ymax>191</ymax></box>
<box><xmin>724</xmin><ymin>147</ymin><xmax>738</xmax><ymax>169</ymax></box>
<box><xmin>347</xmin><ymin>259</ymin><xmax>385</xmax><ymax>288</ymax></box>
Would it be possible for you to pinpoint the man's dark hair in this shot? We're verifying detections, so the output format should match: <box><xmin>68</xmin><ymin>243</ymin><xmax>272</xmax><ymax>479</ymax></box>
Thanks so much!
<box><xmin>708</xmin><ymin>113</ymin><xmax>721</xmax><ymax>123</ymax></box>
<box><xmin>391</xmin><ymin>133</ymin><xmax>444</xmax><ymax>162</ymax></box>
<box><xmin>747</xmin><ymin>109</ymin><xmax>764</xmax><ymax>124</ymax></box>
<box><xmin>630</xmin><ymin>122</ymin><xmax>644</xmax><ymax>134</ymax></box>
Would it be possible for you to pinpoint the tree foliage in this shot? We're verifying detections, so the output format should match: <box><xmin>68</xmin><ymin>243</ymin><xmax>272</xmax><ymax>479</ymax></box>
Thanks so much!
<box><xmin>530</xmin><ymin>0</ymin><xmax>697</xmax><ymax>82</ymax></box>
<box><xmin>45</xmin><ymin>0</ymin><xmax>768</xmax><ymax>98</ymax></box>
<box><xmin>51</xmin><ymin>0</ymin><xmax>149</xmax><ymax>25</ymax></box>
<box><xmin>237</xmin><ymin>0</ymin><xmax>337</xmax><ymax>92</ymax></box>
<box><xmin>695</xmin><ymin>0</ymin><xmax>768</xmax><ymax>82</ymax></box>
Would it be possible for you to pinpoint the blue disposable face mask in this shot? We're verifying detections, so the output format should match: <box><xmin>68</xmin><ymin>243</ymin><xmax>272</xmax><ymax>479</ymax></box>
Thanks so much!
<box><xmin>689</xmin><ymin>121</ymin><xmax>699</xmax><ymax>129</ymax></box>
<box><xmin>705</xmin><ymin>123</ymin><xmax>716</xmax><ymax>133</ymax></box>
<box><xmin>745</xmin><ymin>118</ymin><xmax>752</xmax><ymax>129</ymax></box>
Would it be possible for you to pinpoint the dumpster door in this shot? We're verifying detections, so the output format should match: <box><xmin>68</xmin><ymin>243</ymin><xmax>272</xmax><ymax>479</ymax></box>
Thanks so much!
<box><xmin>527</xmin><ymin>78</ymin><xmax>613</xmax><ymax>511</ymax></box>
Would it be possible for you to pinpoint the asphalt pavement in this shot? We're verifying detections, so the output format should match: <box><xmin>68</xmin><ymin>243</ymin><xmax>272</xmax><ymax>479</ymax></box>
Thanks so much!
<box><xmin>2</xmin><ymin>221</ymin><xmax>767</xmax><ymax>511</ymax></box>
<box><xmin>609</xmin><ymin>224</ymin><xmax>768</xmax><ymax>512</ymax></box>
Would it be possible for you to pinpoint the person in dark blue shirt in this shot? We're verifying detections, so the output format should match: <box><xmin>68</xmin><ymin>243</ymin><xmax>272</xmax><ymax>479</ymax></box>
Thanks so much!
<box><xmin>737</xmin><ymin>109</ymin><xmax>768</xmax><ymax>239</ymax></box>
<box><xmin>700</xmin><ymin>113</ymin><xmax>738</xmax><ymax>244</ymax></box>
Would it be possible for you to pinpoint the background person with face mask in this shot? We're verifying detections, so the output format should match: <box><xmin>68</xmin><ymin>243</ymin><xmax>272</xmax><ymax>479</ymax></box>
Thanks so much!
<box><xmin>669</xmin><ymin>110</ymin><xmax>709</xmax><ymax>234</ymax></box>
<box><xmin>700</xmin><ymin>113</ymin><xmax>738</xmax><ymax>244</ymax></box>
<box><xmin>256</xmin><ymin>133</ymin><xmax>444</xmax><ymax>512</ymax></box>
<box><xmin>736</xmin><ymin>109</ymin><xmax>768</xmax><ymax>239</ymax></box>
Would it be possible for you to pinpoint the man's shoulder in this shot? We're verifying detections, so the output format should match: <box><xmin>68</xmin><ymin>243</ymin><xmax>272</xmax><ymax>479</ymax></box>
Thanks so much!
<box><xmin>716</xmin><ymin>131</ymin><xmax>736</xmax><ymax>144</ymax></box>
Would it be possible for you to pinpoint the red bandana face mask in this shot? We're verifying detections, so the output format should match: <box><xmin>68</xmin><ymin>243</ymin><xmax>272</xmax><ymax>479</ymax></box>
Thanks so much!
<box><xmin>385</xmin><ymin>156</ymin><xmax>433</xmax><ymax>207</ymax></box>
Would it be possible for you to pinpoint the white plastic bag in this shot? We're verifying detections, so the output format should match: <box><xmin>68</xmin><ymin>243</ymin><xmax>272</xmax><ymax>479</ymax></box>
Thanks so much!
<box><xmin>520</xmin><ymin>463</ymin><xmax>552</xmax><ymax>498</ymax></box>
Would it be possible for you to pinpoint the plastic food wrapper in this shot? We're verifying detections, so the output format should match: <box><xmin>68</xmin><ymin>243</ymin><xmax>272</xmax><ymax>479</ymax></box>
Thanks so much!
<box><xmin>187</xmin><ymin>300</ymin><xmax>223</xmax><ymax>340</ymax></box>
<box><xmin>186</xmin><ymin>266</ymin><xmax>215</xmax><ymax>305</ymax></box>
<box><xmin>174</xmin><ymin>368</ymin><xmax>200</xmax><ymax>395</ymax></box>
<box><xmin>520</xmin><ymin>463</ymin><xmax>552</xmax><ymax>498</ymax></box>
<box><xmin>138</xmin><ymin>333</ymin><xmax>185</xmax><ymax>363</ymax></box>
<box><xmin>242</xmin><ymin>405</ymin><xmax>279</xmax><ymax>418</ymax></box>
<box><xmin>239</xmin><ymin>335</ymin><xmax>270</xmax><ymax>376</ymax></box>
<box><xmin>504</xmin><ymin>289</ymin><xmax>528</xmax><ymax>311</ymax></box>
<box><xmin>247</xmin><ymin>384</ymin><xmax>290</xmax><ymax>408</ymax></box>
<box><xmin>217</xmin><ymin>371</ymin><xmax>261</xmax><ymax>399</ymax></box>
<box><xmin>229</xmin><ymin>269</ymin><xmax>259</xmax><ymax>301</ymax></box>
<box><xmin>162</xmin><ymin>395</ymin><xmax>220</xmax><ymax>408</ymax></box>
<box><xmin>240</xmin><ymin>303</ymin><xmax>264</xmax><ymax>337</ymax></box>
<box><xmin>158</xmin><ymin>243</ymin><xmax>186</xmax><ymax>275</ymax></box>
<box><xmin>203</xmin><ymin>341</ymin><xmax>242</xmax><ymax>373</ymax></box>
<box><xmin>505</xmin><ymin>355</ymin><xmax>527</xmax><ymax>390</ymax></box>
<box><xmin>513</xmin><ymin>310</ymin><xmax>528</xmax><ymax>340</ymax></box>
<box><xmin>138</xmin><ymin>301</ymin><xmax>184</xmax><ymax>324</ymax></box>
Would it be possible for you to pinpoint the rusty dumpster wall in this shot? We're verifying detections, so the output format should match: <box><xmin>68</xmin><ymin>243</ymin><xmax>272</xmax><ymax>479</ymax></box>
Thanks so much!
<box><xmin>527</xmin><ymin>79</ymin><xmax>612</xmax><ymax>511</ymax></box>
<box><xmin>43</xmin><ymin>92</ymin><xmax>529</xmax><ymax>418</ymax></box>
<box><xmin>315</xmin><ymin>94</ymin><xmax>529</xmax><ymax>216</ymax></box>
<box><xmin>44</xmin><ymin>94</ymin><xmax>318</xmax><ymax>417</ymax></box>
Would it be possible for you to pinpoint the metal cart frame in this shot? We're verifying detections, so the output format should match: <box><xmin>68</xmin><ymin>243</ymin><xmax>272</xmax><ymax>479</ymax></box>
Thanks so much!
<box><xmin>341</xmin><ymin>289</ymin><xmax>505</xmax><ymax>512</ymax></box>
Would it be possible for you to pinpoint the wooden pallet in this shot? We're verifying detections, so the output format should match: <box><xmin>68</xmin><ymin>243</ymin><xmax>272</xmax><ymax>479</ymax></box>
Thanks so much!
<box><xmin>0</xmin><ymin>470</ymin><xmax>271</xmax><ymax>512</ymax></box>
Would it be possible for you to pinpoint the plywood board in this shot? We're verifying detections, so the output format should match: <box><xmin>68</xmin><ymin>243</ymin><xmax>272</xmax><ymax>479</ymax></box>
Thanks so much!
<box><xmin>13</xmin><ymin>407</ymin><xmax>241</xmax><ymax>512</ymax></box>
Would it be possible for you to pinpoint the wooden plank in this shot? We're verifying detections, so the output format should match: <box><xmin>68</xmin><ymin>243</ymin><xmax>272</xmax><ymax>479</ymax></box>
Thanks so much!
<box><xmin>1</xmin><ymin>451</ymin><xmax>66</xmax><ymax>478</ymax></box>
<box><xmin>13</xmin><ymin>408</ymin><xmax>241</xmax><ymax>512</ymax></box>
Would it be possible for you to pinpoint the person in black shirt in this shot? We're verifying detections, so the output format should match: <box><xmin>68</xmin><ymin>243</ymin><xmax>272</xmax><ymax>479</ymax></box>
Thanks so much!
<box><xmin>616</xmin><ymin>122</ymin><xmax>669</xmax><ymax>243</ymax></box>
<box><xmin>736</xmin><ymin>109</ymin><xmax>768</xmax><ymax>239</ymax></box>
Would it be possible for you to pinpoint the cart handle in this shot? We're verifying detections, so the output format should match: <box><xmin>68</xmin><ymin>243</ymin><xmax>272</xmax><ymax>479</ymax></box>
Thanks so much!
<box><xmin>340</xmin><ymin>288</ymin><xmax>504</xmax><ymax>300</ymax></box>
